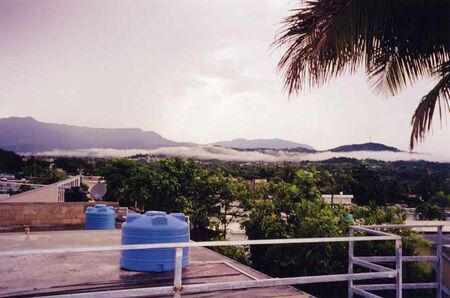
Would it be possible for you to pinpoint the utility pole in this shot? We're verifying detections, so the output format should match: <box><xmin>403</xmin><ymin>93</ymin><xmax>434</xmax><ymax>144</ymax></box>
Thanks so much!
<box><xmin>331</xmin><ymin>169</ymin><xmax>335</xmax><ymax>205</ymax></box>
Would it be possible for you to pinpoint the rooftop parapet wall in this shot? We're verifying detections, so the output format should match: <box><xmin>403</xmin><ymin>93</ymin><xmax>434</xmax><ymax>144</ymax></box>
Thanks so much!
<box><xmin>0</xmin><ymin>202</ymin><xmax>118</xmax><ymax>229</ymax></box>
<box><xmin>0</xmin><ymin>175</ymin><xmax>82</xmax><ymax>203</ymax></box>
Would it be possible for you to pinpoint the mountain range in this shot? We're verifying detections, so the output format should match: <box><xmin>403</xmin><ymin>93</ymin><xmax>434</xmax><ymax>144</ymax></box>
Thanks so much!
<box><xmin>0</xmin><ymin>117</ymin><xmax>183</xmax><ymax>152</ymax></box>
<box><xmin>0</xmin><ymin>117</ymin><xmax>401</xmax><ymax>154</ymax></box>
<box><xmin>212</xmin><ymin>138</ymin><xmax>315</xmax><ymax>151</ymax></box>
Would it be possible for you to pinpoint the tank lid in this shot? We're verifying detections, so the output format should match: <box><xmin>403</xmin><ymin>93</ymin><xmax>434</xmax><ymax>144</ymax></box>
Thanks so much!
<box><xmin>152</xmin><ymin>216</ymin><xmax>168</xmax><ymax>226</ymax></box>
<box><xmin>170</xmin><ymin>213</ymin><xmax>186</xmax><ymax>222</ymax></box>
<box><xmin>86</xmin><ymin>204</ymin><xmax>115</xmax><ymax>214</ymax></box>
<box><xmin>123</xmin><ymin>211</ymin><xmax>187</xmax><ymax>230</ymax></box>
<box><xmin>145</xmin><ymin>211</ymin><xmax>166</xmax><ymax>216</ymax></box>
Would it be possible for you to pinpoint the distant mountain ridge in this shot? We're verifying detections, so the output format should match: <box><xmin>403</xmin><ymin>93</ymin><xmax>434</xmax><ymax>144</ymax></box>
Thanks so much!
<box><xmin>329</xmin><ymin>142</ymin><xmax>401</xmax><ymax>152</ymax></box>
<box><xmin>0</xmin><ymin>117</ymin><xmax>187</xmax><ymax>152</ymax></box>
<box><xmin>212</xmin><ymin>138</ymin><xmax>315</xmax><ymax>151</ymax></box>
<box><xmin>0</xmin><ymin>117</ymin><xmax>401</xmax><ymax>155</ymax></box>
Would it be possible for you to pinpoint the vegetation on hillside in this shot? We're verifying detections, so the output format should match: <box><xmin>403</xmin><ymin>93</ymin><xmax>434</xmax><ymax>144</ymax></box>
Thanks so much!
<box><xmin>0</xmin><ymin>150</ymin><xmax>68</xmax><ymax>185</ymax></box>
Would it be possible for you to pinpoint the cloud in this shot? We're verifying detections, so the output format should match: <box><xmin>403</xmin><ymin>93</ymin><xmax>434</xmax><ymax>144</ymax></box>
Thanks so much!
<box><xmin>34</xmin><ymin>146</ymin><xmax>450</xmax><ymax>163</ymax></box>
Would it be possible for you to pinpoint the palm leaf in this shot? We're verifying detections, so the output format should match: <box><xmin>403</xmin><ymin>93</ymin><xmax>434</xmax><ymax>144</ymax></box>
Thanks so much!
<box><xmin>274</xmin><ymin>0</ymin><xmax>450</xmax><ymax>148</ymax></box>
<box><xmin>410</xmin><ymin>61</ymin><xmax>450</xmax><ymax>149</ymax></box>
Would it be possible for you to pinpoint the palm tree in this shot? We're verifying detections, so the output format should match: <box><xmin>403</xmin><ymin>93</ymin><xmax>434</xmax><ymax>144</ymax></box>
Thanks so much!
<box><xmin>274</xmin><ymin>0</ymin><xmax>450</xmax><ymax>150</ymax></box>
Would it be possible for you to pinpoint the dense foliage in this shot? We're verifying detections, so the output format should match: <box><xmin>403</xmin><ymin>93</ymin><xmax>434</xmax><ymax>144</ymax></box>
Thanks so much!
<box><xmin>417</xmin><ymin>191</ymin><xmax>450</xmax><ymax>220</ymax></box>
<box><xmin>0</xmin><ymin>148</ymin><xmax>23</xmax><ymax>173</ymax></box>
<box><xmin>53</xmin><ymin>157</ymin><xmax>103</xmax><ymax>176</ymax></box>
<box><xmin>209</xmin><ymin>158</ymin><xmax>450</xmax><ymax>207</ymax></box>
<box><xmin>20</xmin><ymin>157</ymin><xmax>68</xmax><ymax>184</ymax></box>
<box><xmin>243</xmin><ymin>169</ymin><xmax>432</xmax><ymax>297</ymax></box>
<box><xmin>101</xmin><ymin>158</ymin><xmax>250</xmax><ymax>237</ymax></box>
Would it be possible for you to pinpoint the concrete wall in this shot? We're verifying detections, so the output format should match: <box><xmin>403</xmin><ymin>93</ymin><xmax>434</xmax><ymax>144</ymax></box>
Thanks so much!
<box><xmin>0</xmin><ymin>202</ymin><xmax>118</xmax><ymax>228</ymax></box>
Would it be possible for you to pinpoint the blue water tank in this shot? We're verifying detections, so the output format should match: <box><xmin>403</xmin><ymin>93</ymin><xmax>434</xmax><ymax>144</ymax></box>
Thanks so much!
<box><xmin>120</xmin><ymin>211</ymin><xmax>190</xmax><ymax>272</ymax></box>
<box><xmin>346</xmin><ymin>213</ymin><xmax>355</xmax><ymax>223</ymax></box>
<box><xmin>85</xmin><ymin>204</ymin><xmax>115</xmax><ymax>230</ymax></box>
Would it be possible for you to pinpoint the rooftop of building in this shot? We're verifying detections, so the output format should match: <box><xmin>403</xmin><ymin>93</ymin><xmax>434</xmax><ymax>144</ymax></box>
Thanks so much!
<box><xmin>0</xmin><ymin>229</ymin><xmax>311</xmax><ymax>298</ymax></box>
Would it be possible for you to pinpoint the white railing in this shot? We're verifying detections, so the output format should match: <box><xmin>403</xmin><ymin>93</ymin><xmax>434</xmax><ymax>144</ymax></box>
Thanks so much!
<box><xmin>0</xmin><ymin>224</ymin><xmax>447</xmax><ymax>298</ymax></box>
<box><xmin>0</xmin><ymin>234</ymin><xmax>399</xmax><ymax>298</ymax></box>
<box><xmin>349</xmin><ymin>224</ymin><xmax>446</xmax><ymax>298</ymax></box>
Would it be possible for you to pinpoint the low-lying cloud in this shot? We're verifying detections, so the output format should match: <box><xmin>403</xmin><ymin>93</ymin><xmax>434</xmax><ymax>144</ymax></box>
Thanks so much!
<box><xmin>33</xmin><ymin>146</ymin><xmax>450</xmax><ymax>163</ymax></box>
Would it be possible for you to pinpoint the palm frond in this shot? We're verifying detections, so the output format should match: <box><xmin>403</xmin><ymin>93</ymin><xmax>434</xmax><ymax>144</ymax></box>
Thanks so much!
<box><xmin>410</xmin><ymin>61</ymin><xmax>450</xmax><ymax>149</ymax></box>
<box><xmin>274</xmin><ymin>0</ymin><xmax>450</xmax><ymax>148</ymax></box>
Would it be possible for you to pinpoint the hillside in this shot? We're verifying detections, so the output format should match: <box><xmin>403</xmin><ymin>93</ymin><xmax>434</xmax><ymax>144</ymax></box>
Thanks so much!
<box><xmin>329</xmin><ymin>142</ymin><xmax>401</xmax><ymax>152</ymax></box>
<box><xmin>213</xmin><ymin>138</ymin><xmax>314</xmax><ymax>151</ymax></box>
<box><xmin>0</xmin><ymin>117</ymin><xmax>186</xmax><ymax>153</ymax></box>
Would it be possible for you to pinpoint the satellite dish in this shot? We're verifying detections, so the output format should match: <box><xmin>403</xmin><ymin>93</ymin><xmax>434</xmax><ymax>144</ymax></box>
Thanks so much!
<box><xmin>91</xmin><ymin>183</ymin><xmax>107</xmax><ymax>200</ymax></box>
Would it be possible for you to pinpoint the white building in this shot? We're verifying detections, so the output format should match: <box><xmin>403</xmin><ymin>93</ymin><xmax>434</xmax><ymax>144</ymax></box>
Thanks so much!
<box><xmin>321</xmin><ymin>193</ymin><xmax>353</xmax><ymax>205</ymax></box>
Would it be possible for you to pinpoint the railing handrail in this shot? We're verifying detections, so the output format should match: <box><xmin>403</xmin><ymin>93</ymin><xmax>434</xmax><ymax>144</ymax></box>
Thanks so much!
<box><xmin>354</xmin><ymin>224</ymin><xmax>446</xmax><ymax>229</ymax></box>
<box><xmin>5</xmin><ymin>224</ymin><xmax>445</xmax><ymax>298</ymax></box>
<box><xmin>349</xmin><ymin>223</ymin><xmax>445</xmax><ymax>298</ymax></box>
<box><xmin>0</xmin><ymin>235</ymin><xmax>398</xmax><ymax>257</ymax></box>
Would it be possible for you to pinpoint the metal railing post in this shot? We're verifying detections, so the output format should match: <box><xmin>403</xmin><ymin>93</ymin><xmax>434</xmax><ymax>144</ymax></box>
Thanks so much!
<box><xmin>395</xmin><ymin>238</ymin><xmax>402</xmax><ymax>298</ymax></box>
<box><xmin>173</xmin><ymin>247</ymin><xmax>183</xmax><ymax>298</ymax></box>
<box><xmin>348</xmin><ymin>227</ymin><xmax>354</xmax><ymax>298</ymax></box>
<box><xmin>437</xmin><ymin>225</ymin><xmax>443</xmax><ymax>298</ymax></box>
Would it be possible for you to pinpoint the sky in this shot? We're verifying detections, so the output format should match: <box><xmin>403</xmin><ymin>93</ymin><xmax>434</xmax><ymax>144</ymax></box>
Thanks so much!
<box><xmin>0</xmin><ymin>0</ymin><xmax>449</xmax><ymax>156</ymax></box>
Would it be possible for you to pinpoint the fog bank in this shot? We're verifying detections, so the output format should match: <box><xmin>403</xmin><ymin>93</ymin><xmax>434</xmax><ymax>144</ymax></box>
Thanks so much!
<box><xmin>31</xmin><ymin>146</ymin><xmax>450</xmax><ymax>163</ymax></box>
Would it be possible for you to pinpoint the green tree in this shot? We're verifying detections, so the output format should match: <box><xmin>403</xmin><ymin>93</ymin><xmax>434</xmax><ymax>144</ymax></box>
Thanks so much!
<box><xmin>350</xmin><ymin>164</ymin><xmax>387</xmax><ymax>205</ymax></box>
<box><xmin>53</xmin><ymin>157</ymin><xmax>96</xmax><ymax>175</ymax></box>
<box><xmin>214</xmin><ymin>175</ymin><xmax>251</xmax><ymax>238</ymax></box>
<box><xmin>417</xmin><ymin>191</ymin><xmax>450</xmax><ymax>220</ymax></box>
<box><xmin>32</xmin><ymin>169</ymin><xmax>68</xmax><ymax>184</ymax></box>
<box><xmin>101</xmin><ymin>157</ymin><xmax>252</xmax><ymax>237</ymax></box>
<box><xmin>430</xmin><ymin>191</ymin><xmax>450</xmax><ymax>208</ymax></box>
<box><xmin>0</xmin><ymin>148</ymin><xmax>23</xmax><ymax>174</ymax></box>
<box><xmin>101</xmin><ymin>159</ymin><xmax>139</xmax><ymax>205</ymax></box>
<box><xmin>244</xmin><ymin>169</ymin><xmax>432</xmax><ymax>297</ymax></box>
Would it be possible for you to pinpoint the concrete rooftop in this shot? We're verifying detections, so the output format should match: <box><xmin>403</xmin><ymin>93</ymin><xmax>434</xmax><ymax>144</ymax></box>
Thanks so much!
<box><xmin>0</xmin><ymin>230</ymin><xmax>312</xmax><ymax>297</ymax></box>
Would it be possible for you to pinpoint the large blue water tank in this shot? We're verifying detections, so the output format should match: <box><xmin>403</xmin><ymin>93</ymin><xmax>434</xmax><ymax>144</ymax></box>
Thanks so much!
<box><xmin>85</xmin><ymin>204</ymin><xmax>115</xmax><ymax>230</ymax></box>
<box><xmin>120</xmin><ymin>211</ymin><xmax>190</xmax><ymax>272</ymax></box>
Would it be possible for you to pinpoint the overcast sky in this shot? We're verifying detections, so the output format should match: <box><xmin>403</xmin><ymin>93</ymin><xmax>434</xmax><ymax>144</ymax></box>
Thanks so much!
<box><xmin>0</xmin><ymin>0</ymin><xmax>448</xmax><ymax>155</ymax></box>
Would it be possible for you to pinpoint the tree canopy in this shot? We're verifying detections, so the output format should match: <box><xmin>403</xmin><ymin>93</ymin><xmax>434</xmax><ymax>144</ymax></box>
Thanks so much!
<box><xmin>0</xmin><ymin>148</ymin><xmax>23</xmax><ymax>174</ymax></box>
<box><xmin>101</xmin><ymin>157</ymin><xmax>250</xmax><ymax>237</ymax></box>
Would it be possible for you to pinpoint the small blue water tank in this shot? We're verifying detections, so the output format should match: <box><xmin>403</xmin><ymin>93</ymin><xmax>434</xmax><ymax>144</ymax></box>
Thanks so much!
<box><xmin>85</xmin><ymin>204</ymin><xmax>115</xmax><ymax>230</ymax></box>
<box><xmin>346</xmin><ymin>213</ymin><xmax>355</xmax><ymax>223</ymax></box>
<box><xmin>120</xmin><ymin>211</ymin><xmax>190</xmax><ymax>272</ymax></box>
